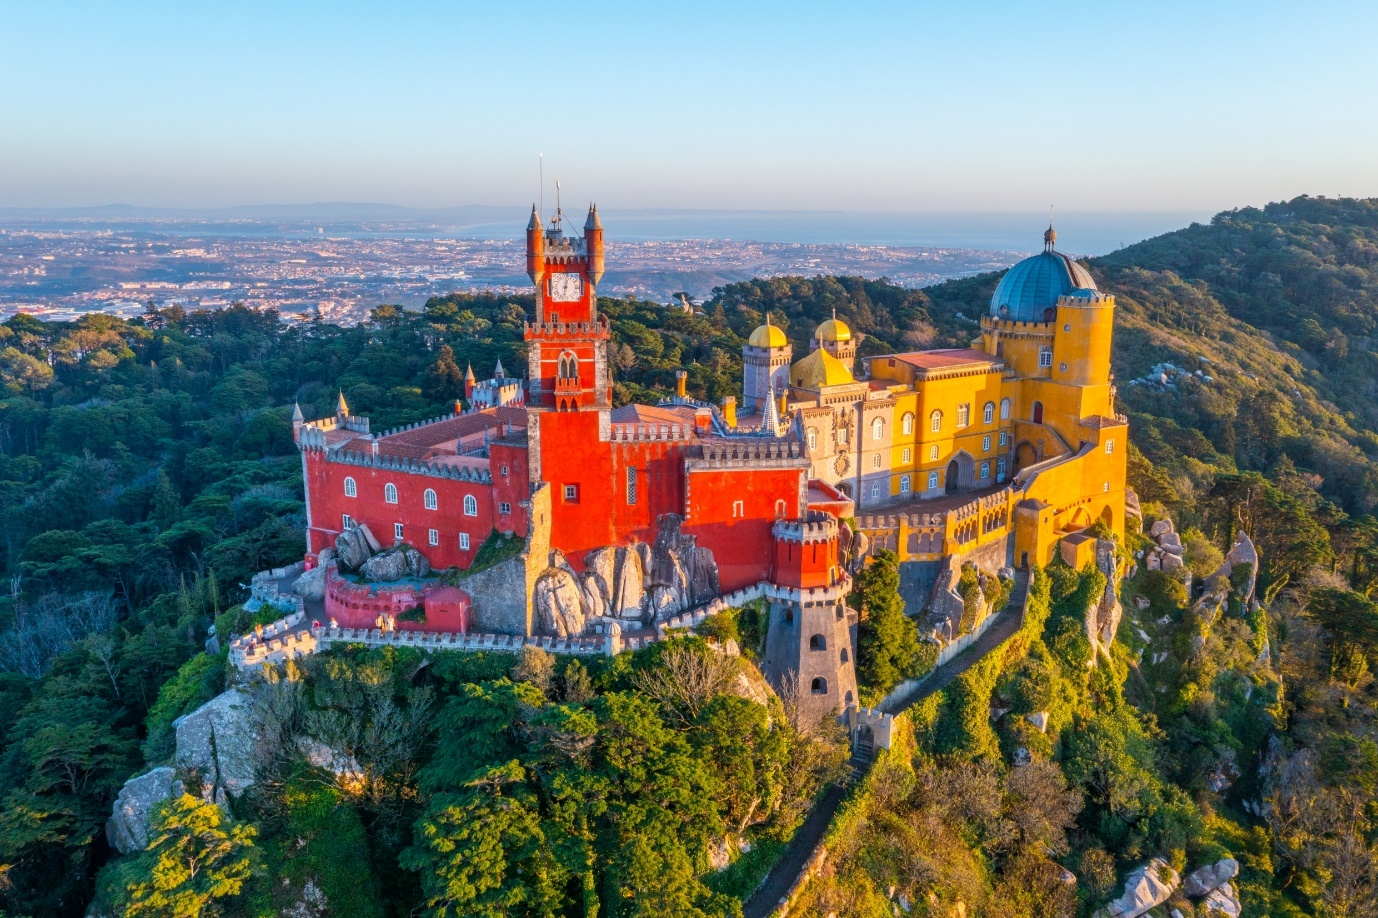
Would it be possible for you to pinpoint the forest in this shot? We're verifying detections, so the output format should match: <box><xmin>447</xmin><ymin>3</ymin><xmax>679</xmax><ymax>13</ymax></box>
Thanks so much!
<box><xmin>3</xmin><ymin>195</ymin><xmax>1378</xmax><ymax>916</ymax></box>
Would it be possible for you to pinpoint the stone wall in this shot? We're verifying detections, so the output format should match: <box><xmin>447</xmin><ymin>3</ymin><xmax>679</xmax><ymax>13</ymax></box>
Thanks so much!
<box><xmin>462</xmin><ymin>554</ymin><xmax>531</xmax><ymax>635</ymax></box>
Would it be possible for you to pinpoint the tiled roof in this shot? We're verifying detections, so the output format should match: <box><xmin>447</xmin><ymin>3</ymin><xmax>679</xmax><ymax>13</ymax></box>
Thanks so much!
<box><xmin>890</xmin><ymin>348</ymin><xmax>997</xmax><ymax>371</ymax></box>
<box><xmin>372</xmin><ymin>406</ymin><xmax>528</xmax><ymax>459</ymax></box>
<box><xmin>610</xmin><ymin>404</ymin><xmax>698</xmax><ymax>425</ymax></box>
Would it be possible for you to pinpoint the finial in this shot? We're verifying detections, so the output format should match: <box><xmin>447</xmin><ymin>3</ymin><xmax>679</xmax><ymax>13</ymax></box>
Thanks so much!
<box><xmin>1044</xmin><ymin>206</ymin><xmax>1056</xmax><ymax>252</ymax></box>
<box><xmin>464</xmin><ymin>362</ymin><xmax>476</xmax><ymax>382</ymax></box>
<box><xmin>292</xmin><ymin>402</ymin><xmax>304</xmax><ymax>422</ymax></box>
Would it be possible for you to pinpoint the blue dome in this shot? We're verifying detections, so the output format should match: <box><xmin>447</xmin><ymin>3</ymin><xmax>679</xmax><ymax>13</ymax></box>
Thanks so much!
<box><xmin>989</xmin><ymin>247</ymin><xmax>1097</xmax><ymax>322</ymax></box>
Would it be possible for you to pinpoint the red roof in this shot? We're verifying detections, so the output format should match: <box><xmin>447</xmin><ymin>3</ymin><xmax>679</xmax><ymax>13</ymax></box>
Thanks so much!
<box><xmin>890</xmin><ymin>348</ymin><xmax>997</xmax><ymax>371</ymax></box>
<box><xmin>373</xmin><ymin>406</ymin><xmax>528</xmax><ymax>459</ymax></box>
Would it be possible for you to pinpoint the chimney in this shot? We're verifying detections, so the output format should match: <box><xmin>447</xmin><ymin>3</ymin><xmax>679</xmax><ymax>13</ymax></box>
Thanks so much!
<box><xmin>722</xmin><ymin>396</ymin><xmax>737</xmax><ymax>429</ymax></box>
<box><xmin>675</xmin><ymin>370</ymin><xmax>688</xmax><ymax>399</ymax></box>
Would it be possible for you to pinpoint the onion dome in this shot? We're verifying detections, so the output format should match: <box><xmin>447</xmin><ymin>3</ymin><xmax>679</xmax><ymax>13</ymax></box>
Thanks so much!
<box><xmin>989</xmin><ymin>229</ymin><xmax>1097</xmax><ymax>322</ymax></box>
<box><xmin>814</xmin><ymin>316</ymin><xmax>852</xmax><ymax>343</ymax></box>
<box><xmin>749</xmin><ymin>315</ymin><xmax>789</xmax><ymax>348</ymax></box>
<box><xmin>789</xmin><ymin>348</ymin><xmax>854</xmax><ymax>389</ymax></box>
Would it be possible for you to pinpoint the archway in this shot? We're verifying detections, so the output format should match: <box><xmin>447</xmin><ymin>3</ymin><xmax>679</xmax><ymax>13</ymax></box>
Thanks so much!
<box><xmin>1100</xmin><ymin>504</ymin><xmax>1114</xmax><ymax>530</ymax></box>
<box><xmin>1069</xmin><ymin>506</ymin><xmax>1093</xmax><ymax>530</ymax></box>
<box><xmin>1014</xmin><ymin>441</ymin><xmax>1039</xmax><ymax>472</ymax></box>
<box><xmin>944</xmin><ymin>451</ymin><xmax>976</xmax><ymax>493</ymax></box>
<box><xmin>837</xmin><ymin>481</ymin><xmax>852</xmax><ymax>498</ymax></box>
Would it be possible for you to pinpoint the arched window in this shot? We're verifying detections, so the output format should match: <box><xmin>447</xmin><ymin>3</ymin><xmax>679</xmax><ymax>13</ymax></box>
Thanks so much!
<box><xmin>957</xmin><ymin>403</ymin><xmax>970</xmax><ymax>428</ymax></box>
<box><xmin>809</xmin><ymin>634</ymin><xmax>827</xmax><ymax>651</ymax></box>
<box><xmin>775</xmin><ymin>499</ymin><xmax>787</xmax><ymax>519</ymax></box>
<box><xmin>344</xmin><ymin>477</ymin><xmax>356</xmax><ymax>498</ymax></box>
<box><xmin>980</xmin><ymin>461</ymin><xmax>990</xmax><ymax>480</ymax></box>
<box><xmin>997</xmin><ymin>457</ymin><xmax>1007</xmax><ymax>480</ymax></box>
<box><xmin>384</xmin><ymin>482</ymin><xmax>398</xmax><ymax>504</ymax></box>
<box><xmin>558</xmin><ymin>352</ymin><xmax>578</xmax><ymax>379</ymax></box>
<box><xmin>463</xmin><ymin>494</ymin><xmax>478</xmax><ymax>516</ymax></box>
<box><xmin>1000</xmin><ymin>397</ymin><xmax>1011</xmax><ymax>420</ymax></box>
<box><xmin>870</xmin><ymin>482</ymin><xmax>880</xmax><ymax>499</ymax></box>
<box><xmin>1032</xmin><ymin>401</ymin><xmax>1044</xmax><ymax>424</ymax></box>
<box><xmin>424</xmin><ymin>488</ymin><xmax>437</xmax><ymax>510</ymax></box>
<box><xmin>901</xmin><ymin>447</ymin><xmax>911</xmax><ymax>463</ymax></box>
<box><xmin>810</xmin><ymin>677</ymin><xmax>828</xmax><ymax>695</ymax></box>
<box><xmin>840</xmin><ymin>648</ymin><xmax>849</xmax><ymax>663</ymax></box>
<box><xmin>807</xmin><ymin>428</ymin><xmax>818</xmax><ymax>451</ymax></box>
<box><xmin>901</xmin><ymin>412</ymin><xmax>914</xmax><ymax>435</ymax></box>
<box><xmin>927</xmin><ymin>471</ymin><xmax>939</xmax><ymax>490</ymax></box>
<box><xmin>871</xmin><ymin>417</ymin><xmax>884</xmax><ymax>440</ymax></box>
<box><xmin>900</xmin><ymin>475</ymin><xmax>911</xmax><ymax>493</ymax></box>
<box><xmin>930</xmin><ymin>410</ymin><xmax>942</xmax><ymax>432</ymax></box>
<box><xmin>871</xmin><ymin>454</ymin><xmax>881</xmax><ymax>470</ymax></box>
<box><xmin>983</xmin><ymin>401</ymin><xmax>995</xmax><ymax>424</ymax></box>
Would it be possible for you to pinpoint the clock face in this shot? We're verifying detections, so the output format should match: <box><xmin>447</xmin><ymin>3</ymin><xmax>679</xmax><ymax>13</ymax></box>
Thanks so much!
<box><xmin>549</xmin><ymin>274</ymin><xmax>583</xmax><ymax>303</ymax></box>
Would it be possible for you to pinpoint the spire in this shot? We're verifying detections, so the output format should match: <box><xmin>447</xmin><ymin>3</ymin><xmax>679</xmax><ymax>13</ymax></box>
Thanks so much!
<box><xmin>336</xmin><ymin>390</ymin><xmax>348</xmax><ymax>418</ymax></box>
<box><xmin>1044</xmin><ymin>206</ymin><xmax>1056</xmax><ymax>252</ymax></box>
<box><xmin>584</xmin><ymin>202</ymin><xmax>601</xmax><ymax>231</ymax></box>
<box><xmin>762</xmin><ymin>384</ymin><xmax>784</xmax><ymax>437</ymax></box>
<box><xmin>464</xmin><ymin>363</ymin><xmax>476</xmax><ymax>383</ymax></box>
<box><xmin>527</xmin><ymin>204</ymin><xmax>540</xmax><ymax>230</ymax></box>
<box><xmin>292</xmin><ymin>402</ymin><xmax>304</xmax><ymax>422</ymax></box>
<box><xmin>494</xmin><ymin>359</ymin><xmax>506</xmax><ymax>379</ymax></box>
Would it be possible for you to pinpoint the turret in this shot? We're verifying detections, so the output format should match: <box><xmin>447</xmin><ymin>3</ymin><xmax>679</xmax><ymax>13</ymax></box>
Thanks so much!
<box><xmin>584</xmin><ymin>204</ymin><xmax>604</xmax><ymax>285</ymax></box>
<box><xmin>292</xmin><ymin>402</ymin><xmax>304</xmax><ymax>442</ymax></box>
<box><xmin>336</xmin><ymin>390</ymin><xmax>349</xmax><ymax>420</ymax></box>
<box><xmin>525</xmin><ymin>205</ymin><xmax>545</xmax><ymax>284</ymax></box>
<box><xmin>464</xmin><ymin>363</ymin><xmax>476</xmax><ymax>400</ymax></box>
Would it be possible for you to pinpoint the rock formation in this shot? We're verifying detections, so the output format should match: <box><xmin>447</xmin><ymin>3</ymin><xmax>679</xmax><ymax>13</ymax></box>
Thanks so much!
<box><xmin>1183</xmin><ymin>858</ymin><xmax>1239</xmax><ymax>898</ymax></box>
<box><xmin>1144</xmin><ymin>518</ymin><xmax>1188</xmax><ymax>580</ymax></box>
<box><xmin>1086</xmin><ymin>538</ymin><xmax>1123</xmax><ymax>662</ymax></box>
<box><xmin>359</xmin><ymin>543</ymin><xmax>431</xmax><ymax>581</ymax></box>
<box><xmin>1094</xmin><ymin>857</ymin><xmax>1179</xmax><ymax>918</ymax></box>
<box><xmin>291</xmin><ymin>550</ymin><xmax>329</xmax><ymax>600</ymax></box>
<box><xmin>174</xmin><ymin>688</ymin><xmax>259</xmax><ymax>805</ymax></box>
<box><xmin>334</xmin><ymin>523</ymin><xmax>382</xmax><ymax>572</ymax></box>
<box><xmin>533</xmin><ymin>566</ymin><xmax>587</xmax><ymax>637</ymax></box>
<box><xmin>106</xmin><ymin>766</ymin><xmax>184</xmax><ymax>854</ymax></box>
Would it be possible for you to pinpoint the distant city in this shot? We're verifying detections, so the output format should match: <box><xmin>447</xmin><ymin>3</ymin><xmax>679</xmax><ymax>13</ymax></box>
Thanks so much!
<box><xmin>0</xmin><ymin>206</ymin><xmax>1204</xmax><ymax>325</ymax></box>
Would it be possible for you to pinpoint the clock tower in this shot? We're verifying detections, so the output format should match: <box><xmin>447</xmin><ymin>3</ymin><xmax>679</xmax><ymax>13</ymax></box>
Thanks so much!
<box><xmin>524</xmin><ymin>203</ymin><xmax>609</xmax><ymax>411</ymax></box>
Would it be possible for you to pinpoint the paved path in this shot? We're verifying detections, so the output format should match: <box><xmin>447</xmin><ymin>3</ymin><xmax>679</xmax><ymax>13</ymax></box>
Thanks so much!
<box><xmin>741</xmin><ymin>571</ymin><xmax>1030</xmax><ymax>918</ymax></box>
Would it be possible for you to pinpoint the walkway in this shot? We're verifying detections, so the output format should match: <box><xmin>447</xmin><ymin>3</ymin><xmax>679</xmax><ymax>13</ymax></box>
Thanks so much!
<box><xmin>741</xmin><ymin>570</ymin><xmax>1031</xmax><ymax>918</ymax></box>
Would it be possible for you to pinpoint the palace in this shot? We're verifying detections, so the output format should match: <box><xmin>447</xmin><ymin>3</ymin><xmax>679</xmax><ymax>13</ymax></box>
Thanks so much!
<box><xmin>291</xmin><ymin>207</ymin><xmax>1127</xmax><ymax>721</ymax></box>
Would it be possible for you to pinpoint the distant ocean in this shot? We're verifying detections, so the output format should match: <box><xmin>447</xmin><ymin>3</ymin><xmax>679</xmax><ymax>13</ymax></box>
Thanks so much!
<box><xmin>0</xmin><ymin>205</ymin><xmax>1211</xmax><ymax>257</ymax></box>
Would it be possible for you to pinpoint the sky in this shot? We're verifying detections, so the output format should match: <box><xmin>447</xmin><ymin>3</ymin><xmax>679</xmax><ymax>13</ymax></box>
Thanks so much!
<box><xmin>1</xmin><ymin>1</ymin><xmax>1375</xmax><ymax>215</ymax></box>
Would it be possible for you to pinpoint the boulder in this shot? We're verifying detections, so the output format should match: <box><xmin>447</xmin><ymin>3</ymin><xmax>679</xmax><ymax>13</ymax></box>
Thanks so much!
<box><xmin>296</xmin><ymin>737</ymin><xmax>362</xmax><ymax>780</ymax></box>
<box><xmin>1201</xmin><ymin>882</ymin><xmax>1241</xmax><ymax>918</ymax></box>
<box><xmin>335</xmin><ymin>524</ymin><xmax>380</xmax><ymax>572</ymax></box>
<box><xmin>292</xmin><ymin>564</ymin><xmax>327</xmax><ymax>600</ymax></box>
<box><xmin>106</xmin><ymin>766</ymin><xmax>184</xmax><ymax>853</ymax></box>
<box><xmin>1094</xmin><ymin>857</ymin><xmax>1179</xmax><ymax>918</ymax></box>
<box><xmin>1184</xmin><ymin>858</ymin><xmax>1239</xmax><ymax>898</ymax></box>
<box><xmin>611</xmin><ymin>546</ymin><xmax>646</xmax><ymax>621</ymax></box>
<box><xmin>359</xmin><ymin>544</ymin><xmax>431</xmax><ymax>582</ymax></box>
<box><xmin>1150</xmin><ymin>518</ymin><xmax>1175</xmax><ymax>539</ymax></box>
<box><xmin>688</xmin><ymin>546</ymin><xmax>720</xmax><ymax>604</ymax></box>
<box><xmin>579</xmin><ymin>572</ymin><xmax>607</xmax><ymax>620</ymax></box>
<box><xmin>1158</xmin><ymin>530</ymin><xmax>1183</xmax><ymax>554</ymax></box>
<box><xmin>1027</xmin><ymin>711</ymin><xmax>1049</xmax><ymax>733</ymax></box>
<box><xmin>175</xmin><ymin>688</ymin><xmax>259</xmax><ymax>805</ymax></box>
<box><xmin>533</xmin><ymin>567</ymin><xmax>586</xmax><ymax>637</ymax></box>
<box><xmin>1161</xmin><ymin>552</ymin><xmax>1184</xmax><ymax>573</ymax></box>
<box><xmin>583</xmin><ymin>547</ymin><xmax>617</xmax><ymax>608</ymax></box>
<box><xmin>1086</xmin><ymin>539</ymin><xmax>1123</xmax><ymax>661</ymax></box>
<box><xmin>651</xmin><ymin>585</ymin><xmax>685</xmax><ymax>619</ymax></box>
<box><xmin>1146</xmin><ymin>550</ymin><xmax>1162</xmax><ymax>571</ymax></box>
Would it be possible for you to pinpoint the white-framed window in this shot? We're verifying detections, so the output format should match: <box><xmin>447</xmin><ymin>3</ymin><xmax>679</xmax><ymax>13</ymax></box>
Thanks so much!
<box><xmin>344</xmin><ymin>476</ymin><xmax>357</xmax><ymax>498</ymax></box>
<box><xmin>498</xmin><ymin>501</ymin><xmax>511</xmax><ymax>515</ymax></box>
<box><xmin>1104</xmin><ymin>481</ymin><xmax>1111</xmax><ymax>493</ymax></box>
<box><xmin>929</xmin><ymin>445</ymin><xmax>939</xmax><ymax>460</ymax></box>
<box><xmin>872</xmin><ymin>454</ymin><xmax>881</xmax><ymax>469</ymax></box>
<box><xmin>342</xmin><ymin>513</ymin><xmax>352</xmax><ymax>529</ymax></box>
<box><xmin>428</xmin><ymin>528</ymin><xmax>439</xmax><ymax>546</ymax></box>
<box><xmin>980</xmin><ymin>462</ymin><xmax>990</xmax><ymax>480</ymax></box>
<box><xmin>1039</xmin><ymin>346</ymin><xmax>1053</xmax><ymax>368</ymax></box>
<box><xmin>983</xmin><ymin>402</ymin><xmax>995</xmax><ymax>424</ymax></box>
<box><xmin>561</xmin><ymin>486</ymin><xmax>577</xmax><ymax>504</ymax></box>
<box><xmin>870</xmin><ymin>483</ymin><xmax>880</xmax><ymax>499</ymax></box>
<box><xmin>500</xmin><ymin>464</ymin><xmax>509</xmax><ymax>477</ymax></box>
<box><xmin>982</xmin><ymin>435</ymin><xmax>991</xmax><ymax>452</ymax></box>
<box><xmin>957</xmin><ymin>404</ymin><xmax>970</xmax><ymax>428</ymax></box>
<box><xmin>999</xmin><ymin>431</ymin><xmax>1009</xmax><ymax>447</ymax></box>
<box><xmin>837</xmin><ymin>425</ymin><xmax>848</xmax><ymax>445</ymax></box>
<box><xmin>732</xmin><ymin>500</ymin><xmax>744</xmax><ymax>518</ymax></box>
<box><xmin>460</xmin><ymin>532</ymin><xmax>470</xmax><ymax>550</ymax></box>
<box><xmin>997</xmin><ymin>457</ymin><xmax>1007</xmax><ymax>479</ymax></box>
<box><xmin>927</xmin><ymin>471</ymin><xmax>939</xmax><ymax>490</ymax></box>
<box><xmin>384</xmin><ymin>482</ymin><xmax>398</xmax><ymax>503</ymax></box>
<box><xmin>424</xmin><ymin>488</ymin><xmax>437</xmax><ymax>510</ymax></box>
<box><xmin>807</xmin><ymin>428</ymin><xmax>817</xmax><ymax>451</ymax></box>
<box><xmin>899</xmin><ymin>475</ymin><xmax>911</xmax><ymax>493</ymax></box>
<box><xmin>464</xmin><ymin>494</ymin><xmax>479</xmax><ymax>515</ymax></box>
<box><xmin>1000</xmin><ymin>397</ymin><xmax>1011</xmax><ymax>419</ymax></box>
<box><xmin>626</xmin><ymin>467</ymin><xmax>637</xmax><ymax>505</ymax></box>
<box><xmin>394</xmin><ymin>522</ymin><xmax>404</xmax><ymax>541</ymax></box>
<box><xmin>775</xmin><ymin>499</ymin><xmax>787</xmax><ymax>519</ymax></box>
<box><xmin>871</xmin><ymin>418</ymin><xmax>884</xmax><ymax>440</ymax></box>
<box><xmin>1105</xmin><ymin>439</ymin><xmax>1115</xmax><ymax>454</ymax></box>
<box><xmin>930</xmin><ymin>410</ymin><xmax>942</xmax><ymax>432</ymax></box>
<box><xmin>901</xmin><ymin>447</ymin><xmax>911</xmax><ymax>463</ymax></box>
<box><xmin>901</xmin><ymin>412</ymin><xmax>914</xmax><ymax>435</ymax></box>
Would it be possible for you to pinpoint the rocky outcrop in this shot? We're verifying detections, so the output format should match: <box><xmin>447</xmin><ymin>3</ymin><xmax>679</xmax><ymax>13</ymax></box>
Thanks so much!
<box><xmin>533</xmin><ymin>566</ymin><xmax>587</xmax><ymax>637</ymax></box>
<box><xmin>1094</xmin><ymin>857</ymin><xmax>1179</xmax><ymax>918</ymax></box>
<box><xmin>1183</xmin><ymin>858</ymin><xmax>1239</xmax><ymax>898</ymax></box>
<box><xmin>1144</xmin><ymin>518</ymin><xmax>1188</xmax><ymax>580</ymax></box>
<box><xmin>359</xmin><ymin>543</ymin><xmax>431</xmax><ymax>582</ymax></box>
<box><xmin>1087</xmin><ymin>539</ymin><xmax>1123</xmax><ymax>662</ymax></box>
<box><xmin>292</xmin><ymin>551</ymin><xmax>330</xmax><ymax>600</ymax></box>
<box><xmin>926</xmin><ymin>555</ymin><xmax>965</xmax><ymax>640</ymax></box>
<box><xmin>175</xmin><ymin>688</ymin><xmax>259</xmax><ymax>805</ymax></box>
<box><xmin>106</xmin><ymin>767</ymin><xmax>184</xmax><ymax>854</ymax></box>
<box><xmin>334</xmin><ymin>524</ymin><xmax>382</xmax><ymax>572</ymax></box>
<box><xmin>1201</xmin><ymin>883</ymin><xmax>1241</xmax><ymax>917</ymax></box>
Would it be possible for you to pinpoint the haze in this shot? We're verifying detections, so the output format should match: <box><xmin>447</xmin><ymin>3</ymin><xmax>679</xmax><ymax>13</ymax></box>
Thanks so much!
<box><xmin>1</xmin><ymin>1</ymin><xmax>1375</xmax><ymax>213</ymax></box>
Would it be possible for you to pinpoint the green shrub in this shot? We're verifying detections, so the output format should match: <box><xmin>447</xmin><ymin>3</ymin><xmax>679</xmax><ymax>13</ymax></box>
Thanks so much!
<box><xmin>143</xmin><ymin>651</ymin><xmax>227</xmax><ymax>762</ymax></box>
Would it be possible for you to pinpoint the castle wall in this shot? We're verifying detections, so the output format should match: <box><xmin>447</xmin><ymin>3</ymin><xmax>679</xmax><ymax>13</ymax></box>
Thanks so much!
<box><xmin>684</xmin><ymin>464</ymin><xmax>806</xmax><ymax>592</ymax></box>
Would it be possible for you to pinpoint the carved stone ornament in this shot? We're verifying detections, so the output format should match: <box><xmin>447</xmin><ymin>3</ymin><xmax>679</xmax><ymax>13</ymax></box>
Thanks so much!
<box><xmin>834</xmin><ymin>454</ymin><xmax>850</xmax><ymax>475</ymax></box>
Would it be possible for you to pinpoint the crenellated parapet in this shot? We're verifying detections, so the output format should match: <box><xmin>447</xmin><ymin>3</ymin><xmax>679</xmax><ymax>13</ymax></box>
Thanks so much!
<box><xmin>328</xmin><ymin>449</ymin><xmax>493</xmax><ymax>482</ymax></box>
<box><xmin>688</xmin><ymin>439</ymin><xmax>807</xmax><ymax>470</ymax></box>
<box><xmin>607</xmin><ymin>422</ymin><xmax>694</xmax><ymax>443</ymax></box>
<box><xmin>524</xmin><ymin>319</ymin><xmax>610</xmax><ymax>340</ymax></box>
<box><xmin>772</xmin><ymin>510</ymin><xmax>838</xmax><ymax>544</ymax></box>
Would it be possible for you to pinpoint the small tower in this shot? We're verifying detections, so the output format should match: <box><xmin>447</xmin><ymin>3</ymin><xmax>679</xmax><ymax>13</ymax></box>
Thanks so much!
<box><xmin>811</xmin><ymin>310</ymin><xmax>856</xmax><ymax>368</ymax></box>
<box><xmin>291</xmin><ymin>402</ymin><xmax>304</xmax><ymax>443</ymax></box>
<box><xmin>464</xmin><ymin>363</ymin><xmax>476</xmax><ymax>401</ymax></box>
<box><xmin>584</xmin><ymin>204</ymin><xmax>604</xmax><ymax>285</ymax></box>
<box><xmin>525</xmin><ymin>205</ymin><xmax>545</xmax><ymax>285</ymax></box>
<box><xmin>743</xmin><ymin>314</ymin><xmax>792</xmax><ymax>413</ymax></box>
<box><xmin>335</xmin><ymin>390</ymin><xmax>349</xmax><ymax>421</ymax></box>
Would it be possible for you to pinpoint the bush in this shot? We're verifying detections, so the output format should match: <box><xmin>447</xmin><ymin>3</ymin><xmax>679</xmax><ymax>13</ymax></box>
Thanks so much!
<box><xmin>143</xmin><ymin>651</ymin><xmax>226</xmax><ymax>762</ymax></box>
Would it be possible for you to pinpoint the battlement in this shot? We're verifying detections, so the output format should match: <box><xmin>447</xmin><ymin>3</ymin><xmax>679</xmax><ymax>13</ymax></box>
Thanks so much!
<box><xmin>773</xmin><ymin>509</ymin><xmax>838</xmax><ymax>544</ymax></box>
<box><xmin>327</xmin><ymin>449</ymin><xmax>493</xmax><ymax>483</ymax></box>
<box><xmin>228</xmin><ymin>610</ymin><xmax>317</xmax><ymax>668</ymax></box>
<box><xmin>608</xmin><ymin>422</ymin><xmax>694</xmax><ymax>443</ymax></box>
<box><xmin>542</xmin><ymin>235</ymin><xmax>588</xmax><ymax>257</ymax></box>
<box><xmin>688</xmin><ymin>439</ymin><xmax>806</xmax><ymax>469</ymax></box>
<box><xmin>980</xmin><ymin>314</ymin><xmax>1056</xmax><ymax>336</ymax></box>
<box><xmin>302</xmin><ymin>413</ymin><xmax>371</xmax><ymax>436</ymax></box>
<box><xmin>524</xmin><ymin>319</ymin><xmax>610</xmax><ymax>339</ymax></box>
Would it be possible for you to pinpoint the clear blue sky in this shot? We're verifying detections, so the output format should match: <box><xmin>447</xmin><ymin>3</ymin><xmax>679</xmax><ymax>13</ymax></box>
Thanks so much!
<box><xmin>1</xmin><ymin>1</ymin><xmax>1374</xmax><ymax>213</ymax></box>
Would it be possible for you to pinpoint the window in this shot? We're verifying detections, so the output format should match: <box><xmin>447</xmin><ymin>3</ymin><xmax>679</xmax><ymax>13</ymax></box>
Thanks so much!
<box><xmin>342</xmin><ymin>513</ymin><xmax>352</xmax><ymax>529</ymax></box>
<box><xmin>1104</xmin><ymin>481</ymin><xmax>1111</xmax><ymax>493</ymax></box>
<box><xmin>929</xmin><ymin>445</ymin><xmax>939</xmax><ymax>460</ymax></box>
<box><xmin>732</xmin><ymin>500</ymin><xmax>744</xmax><ymax>518</ymax></box>
<box><xmin>901</xmin><ymin>447</ymin><xmax>911</xmax><ymax>463</ymax></box>
<box><xmin>464</xmin><ymin>494</ymin><xmax>479</xmax><ymax>516</ymax></box>
<box><xmin>344</xmin><ymin>476</ymin><xmax>357</xmax><ymax>498</ymax></box>
<box><xmin>902</xmin><ymin>412</ymin><xmax>914</xmax><ymax>435</ymax></box>
<box><xmin>459</xmin><ymin>532</ymin><xmax>470</xmax><ymax>550</ymax></box>
<box><xmin>930</xmin><ymin>410</ymin><xmax>943</xmax><ymax>432</ymax></box>
<box><xmin>807</xmin><ymin>428</ymin><xmax>817</xmax><ymax>451</ymax></box>
<box><xmin>900</xmin><ymin>475</ymin><xmax>911</xmax><ymax>493</ymax></box>
<box><xmin>1000</xmin><ymin>397</ymin><xmax>1011</xmax><ymax>419</ymax></box>
<box><xmin>870</xmin><ymin>483</ymin><xmax>880</xmax><ymax>499</ymax></box>
<box><xmin>982</xmin><ymin>435</ymin><xmax>991</xmax><ymax>452</ymax></box>
<box><xmin>384</xmin><ymin>482</ymin><xmax>398</xmax><ymax>503</ymax></box>
<box><xmin>838</xmin><ymin>425</ymin><xmax>848</xmax><ymax>445</ymax></box>
<box><xmin>956</xmin><ymin>403</ymin><xmax>970</xmax><ymax>428</ymax></box>
<box><xmin>424</xmin><ymin>488</ymin><xmax>437</xmax><ymax>510</ymax></box>
<box><xmin>810</xmin><ymin>677</ymin><xmax>828</xmax><ymax>695</ymax></box>
<box><xmin>428</xmin><ymin>528</ymin><xmax>439</xmax><ymax>546</ymax></box>
<box><xmin>999</xmin><ymin>432</ymin><xmax>1008</xmax><ymax>447</ymax></box>
<box><xmin>500</xmin><ymin>464</ymin><xmax>509</xmax><ymax>477</ymax></box>
<box><xmin>997</xmin><ymin>457</ymin><xmax>1007</xmax><ymax>479</ymax></box>
<box><xmin>626</xmin><ymin>467</ymin><xmax>637</xmax><ymax>505</ymax></box>
<box><xmin>775</xmin><ymin>499</ymin><xmax>787</xmax><ymax>519</ymax></box>
<box><xmin>809</xmin><ymin>634</ymin><xmax>827</xmax><ymax>651</ymax></box>
<box><xmin>871</xmin><ymin>454</ymin><xmax>881</xmax><ymax>470</ymax></box>
<box><xmin>840</xmin><ymin>648</ymin><xmax>849</xmax><ymax>663</ymax></box>
<box><xmin>498</xmin><ymin>501</ymin><xmax>511</xmax><ymax>515</ymax></box>
<box><xmin>1105</xmin><ymin>439</ymin><xmax>1115</xmax><ymax>454</ymax></box>
<box><xmin>871</xmin><ymin>418</ymin><xmax>884</xmax><ymax>440</ymax></box>
<box><xmin>394</xmin><ymin>522</ymin><xmax>404</xmax><ymax>541</ymax></box>
<box><xmin>927</xmin><ymin>471</ymin><xmax>939</xmax><ymax>490</ymax></box>
<box><xmin>1038</xmin><ymin>346</ymin><xmax>1053</xmax><ymax>368</ymax></box>
<box><xmin>983</xmin><ymin>402</ymin><xmax>995</xmax><ymax>424</ymax></box>
<box><xmin>557</xmin><ymin>352</ymin><xmax>578</xmax><ymax>379</ymax></box>
<box><xmin>980</xmin><ymin>462</ymin><xmax>990</xmax><ymax>480</ymax></box>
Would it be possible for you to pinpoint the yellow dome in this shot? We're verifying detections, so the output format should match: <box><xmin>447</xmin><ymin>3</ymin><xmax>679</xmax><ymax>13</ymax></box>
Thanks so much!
<box><xmin>789</xmin><ymin>348</ymin><xmax>854</xmax><ymax>390</ymax></box>
<box><xmin>749</xmin><ymin>323</ymin><xmax>788</xmax><ymax>348</ymax></box>
<box><xmin>815</xmin><ymin>317</ymin><xmax>852</xmax><ymax>343</ymax></box>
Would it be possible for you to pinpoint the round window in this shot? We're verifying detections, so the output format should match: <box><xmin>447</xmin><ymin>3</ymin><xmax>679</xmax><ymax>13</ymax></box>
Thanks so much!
<box><xmin>1059</xmin><ymin>362</ymin><xmax>1068</xmax><ymax>372</ymax></box>
<box><xmin>1063</xmin><ymin>323</ymin><xmax>1071</xmax><ymax>332</ymax></box>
